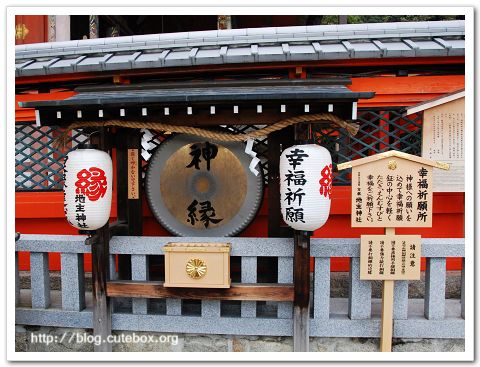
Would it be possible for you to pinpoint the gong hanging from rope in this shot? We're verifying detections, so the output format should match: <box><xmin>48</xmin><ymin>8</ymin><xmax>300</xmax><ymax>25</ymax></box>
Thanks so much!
<box><xmin>145</xmin><ymin>134</ymin><xmax>264</xmax><ymax>237</ymax></box>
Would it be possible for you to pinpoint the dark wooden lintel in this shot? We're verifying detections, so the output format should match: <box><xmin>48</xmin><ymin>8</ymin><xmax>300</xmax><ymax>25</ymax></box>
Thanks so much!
<box><xmin>38</xmin><ymin>102</ymin><xmax>353</xmax><ymax>127</ymax></box>
<box><xmin>106</xmin><ymin>281</ymin><xmax>294</xmax><ymax>301</ymax></box>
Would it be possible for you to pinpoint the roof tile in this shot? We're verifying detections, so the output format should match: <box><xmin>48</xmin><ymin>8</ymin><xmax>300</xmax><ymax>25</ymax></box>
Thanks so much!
<box><xmin>276</xmin><ymin>26</ymin><xmax>308</xmax><ymax>34</ymax></box>
<box><xmin>218</xmin><ymin>28</ymin><xmax>247</xmax><ymax>37</ymax></box>
<box><xmin>132</xmin><ymin>34</ymin><xmax>162</xmax><ymax>43</ymax></box>
<box><xmin>14</xmin><ymin>20</ymin><xmax>465</xmax><ymax>77</ymax></box>
<box><xmin>246</xmin><ymin>27</ymin><xmax>277</xmax><ymax>36</ymax></box>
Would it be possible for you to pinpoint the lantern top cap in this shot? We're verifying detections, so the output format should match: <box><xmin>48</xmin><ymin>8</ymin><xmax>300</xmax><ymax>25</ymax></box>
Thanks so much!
<box><xmin>336</xmin><ymin>150</ymin><xmax>450</xmax><ymax>171</ymax></box>
<box><xmin>78</xmin><ymin>143</ymin><xmax>96</xmax><ymax>149</ymax></box>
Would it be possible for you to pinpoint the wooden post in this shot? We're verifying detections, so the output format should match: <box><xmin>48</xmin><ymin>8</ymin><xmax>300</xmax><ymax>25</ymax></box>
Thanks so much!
<box><xmin>115</xmin><ymin>128</ymin><xmax>129</xmax><ymax>280</ymax></box>
<box><xmin>380</xmin><ymin>227</ymin><xmax>395</xmax><ymax>352</ymax></box>
<box><xmin>91</xmin><ymin>128</ymin><xmax>112</xmax><ymax>352</ymax></box>
<box><xmin>293</xmin><ymin>230</ymin><xmax>311</xmax><ymax>352</ymax></box>
<box><xmin>125</xmin><ymin>130</ymin><xmax>143</xmax><ymax>236</ymax></box>
<box><xmin>115</xmin><ymin>128</ymin><xmax>143</xmax><ymax>279</ymax></box>
<box><xmin>292</xmin><ymin>122</ymin><xmax>313</xmax><ymax>352</ymax></box>
<box><xmin>91</xmin><ymin>223</ymin><xmax>112</xmax><ymax>352</ymax></box>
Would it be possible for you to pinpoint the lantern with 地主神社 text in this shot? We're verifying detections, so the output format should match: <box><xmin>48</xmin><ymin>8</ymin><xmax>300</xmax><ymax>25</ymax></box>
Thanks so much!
<box><xmin>63</xmin><ymin>146</ymin><xmax>113</xmax><ymax>231</ymax></box>
<box><xmin>280</xmin><ymin>144</ymin><xmax>333</xmax><ymax>231</ymax></box>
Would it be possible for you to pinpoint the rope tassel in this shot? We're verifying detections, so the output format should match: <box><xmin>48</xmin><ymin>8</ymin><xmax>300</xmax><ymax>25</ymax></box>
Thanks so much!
<box><xmin>53</xmin><ymin>113</ymin><xmax>359</xmax><ymax>150</ymax></box>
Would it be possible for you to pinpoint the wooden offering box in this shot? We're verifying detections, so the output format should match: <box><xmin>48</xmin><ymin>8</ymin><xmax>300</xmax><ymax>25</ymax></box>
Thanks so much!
<box><xmin>163</xmin><ymin>243</ymin><xmax>231</xmax><ymax>288</ymax></box>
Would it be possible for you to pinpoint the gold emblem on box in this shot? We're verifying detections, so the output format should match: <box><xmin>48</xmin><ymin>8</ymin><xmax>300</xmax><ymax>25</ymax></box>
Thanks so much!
<box><xmin>163</xmin><ymin>243</ymin><xmax>231</xmax><ymax>288</ymax></box>
<box><xmin>186</xmin><ymin>258</ymin><xmax>207</xmax><ymax>279</ymax></box>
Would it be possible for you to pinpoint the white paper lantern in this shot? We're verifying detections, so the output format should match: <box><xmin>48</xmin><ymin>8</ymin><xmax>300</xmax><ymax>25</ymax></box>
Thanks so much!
<box><xmin>63</xmin><ymin>147</ymin><xmax>113</xmax><ymax>231</ymax></box>
<box><xmin>280</xmin><ymin>144</ymin><xmax>332</xmax><ymax>231</ymax></box>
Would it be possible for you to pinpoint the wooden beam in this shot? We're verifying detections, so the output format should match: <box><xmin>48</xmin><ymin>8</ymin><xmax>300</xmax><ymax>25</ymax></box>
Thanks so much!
<box><xmin>106</xmin><ymin>281</ymin><xmax>294</xmax><ymax>301</ymax></box>
<box><xmin>40</xmin><ymin>103</ymin><xmax>341</xmax><ymax>127</ymax></box>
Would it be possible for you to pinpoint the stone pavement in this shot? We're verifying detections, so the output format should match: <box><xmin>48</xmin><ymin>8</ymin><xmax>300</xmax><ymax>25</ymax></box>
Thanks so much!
<box><xmin>16</xmin><ymin>326</ymin><xmax>464</xmax><ymax>352</ymax></box>
<box><xmin>16</xmin><ymin>271</ymin><xmax>463</xmax><ymax>352</ymax></box>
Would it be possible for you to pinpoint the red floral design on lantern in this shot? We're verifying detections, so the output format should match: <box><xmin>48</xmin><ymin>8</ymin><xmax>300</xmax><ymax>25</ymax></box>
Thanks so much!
<box><xmin>319</xmin><ymin>164</ymin><xmax>332</xmax><ymax>199</ymax></box>
<box><xmin>75</xmin><ymin>167</ymin><xmax>108</xmax><ymax>201</ymax></box>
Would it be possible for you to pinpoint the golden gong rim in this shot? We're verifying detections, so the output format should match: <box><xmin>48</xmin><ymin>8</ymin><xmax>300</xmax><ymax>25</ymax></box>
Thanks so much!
<box><xmin>144</xmin><ymin>134</ymin><xmax>265</xmax><ymax>237</ymax></box>
<box><xmin>186</xmin><ymin>258</ymin><xmax>207</xmax><ymax>279</ymax></box>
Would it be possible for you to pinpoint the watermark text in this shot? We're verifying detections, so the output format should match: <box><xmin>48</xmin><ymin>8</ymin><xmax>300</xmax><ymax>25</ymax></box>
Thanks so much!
<box><xmin>30</xmin><ymin>332</ymin><xmax>178</xmax><ymax>347</ymax></box>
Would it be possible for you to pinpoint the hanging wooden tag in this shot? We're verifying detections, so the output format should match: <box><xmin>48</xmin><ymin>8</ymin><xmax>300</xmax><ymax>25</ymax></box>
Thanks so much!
<box><xmin>128</xmin><ymin>148</ymin><xmax>139</xmax><ymax>199</ymax></box>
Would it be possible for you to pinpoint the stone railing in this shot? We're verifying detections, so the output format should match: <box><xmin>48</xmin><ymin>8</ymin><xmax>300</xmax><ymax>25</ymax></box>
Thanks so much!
<box><xmin>15</xmin><ymin>235</ymin><xmax>464</xmax><ymax>339</ymax></box>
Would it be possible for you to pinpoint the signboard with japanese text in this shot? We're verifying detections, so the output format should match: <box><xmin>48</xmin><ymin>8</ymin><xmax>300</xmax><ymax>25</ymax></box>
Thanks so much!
<box><xmin>127</xmin><ymin>149</ymin><xmax>139</xmax><ymax>199</ymax></box>
<box><xmin>336</xmin><ymin>150</ymin><xmax>448</xmax><ymax>352</ymax></box>
<box><xmin>351</xmin><ymin>157</ymin><xmax>433</xmax><ymax>228</ymax></box>
<box><xmin>422</xmin><ymin>97</ymin><xmax>465</xmax><ymax>192</ymax></box>
<box><xmin>360</xmin><ymin>234</ymin><xmax>421</xmax><ymax>280</ymax></box>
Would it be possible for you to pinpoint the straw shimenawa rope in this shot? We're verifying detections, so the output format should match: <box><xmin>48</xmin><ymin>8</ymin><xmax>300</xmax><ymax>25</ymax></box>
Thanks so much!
<box><xmin>53</xmin><ymin>112</ymin><xmax>359</xmax><ymax>149</ymax></box>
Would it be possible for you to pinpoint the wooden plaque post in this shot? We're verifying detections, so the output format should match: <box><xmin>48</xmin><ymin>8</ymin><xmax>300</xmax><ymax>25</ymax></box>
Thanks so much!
<box><xmin>337</xmin><ymin>150</ymin><xmax>449</xmax><ymax>353</ymax></box>
<box><xmin>380</xmin><ymin>227</ymin><xmax>395</xmax><ymax>352</ymax></box>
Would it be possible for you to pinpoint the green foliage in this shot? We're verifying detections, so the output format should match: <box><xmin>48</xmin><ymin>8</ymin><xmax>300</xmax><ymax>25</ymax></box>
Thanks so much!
<box><xmin>320</xmin><ymin>15</ymin><xmax>339</xmax><ymax>25</ymax></box>
<box><xmin>304</xmin><ymin>14</ymin><xmax>464</xmax><ymax>26</ymax></box>
<box><xmin>344</xmin><ymin>15</ymin><xmax>464</xmax><ymax>24</ymax></box>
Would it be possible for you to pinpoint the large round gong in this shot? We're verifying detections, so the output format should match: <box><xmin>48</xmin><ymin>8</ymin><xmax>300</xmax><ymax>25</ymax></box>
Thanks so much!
<box><xmin>145</xmin><ymin>134</ymin><xmax>263</xmax><ymax>236</ymax></box>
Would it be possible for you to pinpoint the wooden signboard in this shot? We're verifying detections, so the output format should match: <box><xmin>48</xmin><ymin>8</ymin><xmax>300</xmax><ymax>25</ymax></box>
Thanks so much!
<box><xmin>338</xmin><ymin>151</ymin><xmax>448</xmax><ymax>352</ymax></box>
<box><xmin>421</xmin><ymin>96</ymin><xmax>465</xmax><ymax>192</ymax></box>
<box><xmin>348</xmin><ymin>153</ymin><xmax>445</xmax><ymax>228</ymax></box>
<box><xmin>360</xmin><ymin>234</ymin><xmax>421</xmax><ymax>281</ymax></box>
<box><xmin>127</xmin><ymin>148</ymin><xmax>139</xmax><ymax>199</ymax></box>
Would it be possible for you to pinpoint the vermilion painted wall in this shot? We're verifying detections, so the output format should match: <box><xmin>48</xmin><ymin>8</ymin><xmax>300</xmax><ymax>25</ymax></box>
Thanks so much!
<box><xmin>15</xmin><ymin>15</ymin><xmax>48</xmax><ymax>45</ymax></box>
<box><xmin>15</xmin><ymin>188</ymin><xmax>464</xmax><ymax>272</ymax></box>
<box><xmin>15</xmin><ymin>73</ymin><xmax>465</xmax><ymax>272</ymax></box>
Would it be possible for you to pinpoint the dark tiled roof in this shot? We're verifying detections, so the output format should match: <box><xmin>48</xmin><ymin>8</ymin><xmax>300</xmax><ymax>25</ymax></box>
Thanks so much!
<box><xmin>20</xmin><ymin>80</ymin><xmax>374</xmax><ymax>108</ymax></box>
<box><xmin>15</xmin><ymin>20</ymin><xmax>465</xmax><ymax>77</ymax></box>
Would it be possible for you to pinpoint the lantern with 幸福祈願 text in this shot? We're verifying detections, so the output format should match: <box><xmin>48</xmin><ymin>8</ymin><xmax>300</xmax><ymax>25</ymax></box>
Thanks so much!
<box><xmin>280</xmin><ymin>144</ymin><xmax>332</xmax><ymax>231</ymax></box>
<box><xmin>63</xmin><ymin>146</ymin><xmax>113</xmax><ymax>231</ymax></box>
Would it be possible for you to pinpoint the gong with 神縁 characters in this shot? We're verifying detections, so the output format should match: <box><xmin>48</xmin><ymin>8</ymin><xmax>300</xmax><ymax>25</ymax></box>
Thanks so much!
<box><xmin>145</xmin><ymin>134</ymin><xmax>263</xmax><ymax>237</ymax></box>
